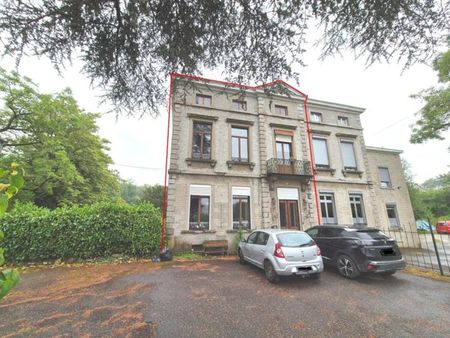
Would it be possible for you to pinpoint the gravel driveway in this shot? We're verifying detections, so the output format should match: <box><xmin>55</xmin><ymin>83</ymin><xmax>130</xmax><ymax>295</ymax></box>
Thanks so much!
<box><xmin>1</xmin><ymin>258</ymin><xmax>449</xmax><ymax>337</ymax></box>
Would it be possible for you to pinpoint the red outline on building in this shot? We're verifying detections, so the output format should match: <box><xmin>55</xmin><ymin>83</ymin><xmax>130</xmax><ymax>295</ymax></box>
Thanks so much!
<box><xmin>160</xmin><ymin>73</ymin><xmax>321</xmax><ymax>252</ymax></box>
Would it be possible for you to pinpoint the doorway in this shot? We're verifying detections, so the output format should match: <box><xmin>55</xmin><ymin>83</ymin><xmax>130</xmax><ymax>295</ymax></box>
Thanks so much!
<box><xmin>279</xmin><ymin>200</ymin><xmax>300</xmax><ymax>229</ymax></box>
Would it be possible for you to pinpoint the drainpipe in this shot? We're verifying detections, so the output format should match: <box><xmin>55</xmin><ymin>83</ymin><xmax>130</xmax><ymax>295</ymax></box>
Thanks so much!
<box><xmin>160</xmin><ymin>72</ymin><xmax>175</xmax><ymax>253</ymax></box>
<box><xmin>303</xmin><ymin>96</ymin><xmax>321</xmax><ymax>225</ymax></box>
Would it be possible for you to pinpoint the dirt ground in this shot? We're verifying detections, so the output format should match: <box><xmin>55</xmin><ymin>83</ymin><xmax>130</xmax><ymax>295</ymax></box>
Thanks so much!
<box><xmin>0</xmin><ymin>260</ymin><xmax>163</xmax><ymax>337</ymax></box>
<box><xmin>1</xmin><ymin>257</ymin><xmax>450</xmax><ymax>337</ymax></box>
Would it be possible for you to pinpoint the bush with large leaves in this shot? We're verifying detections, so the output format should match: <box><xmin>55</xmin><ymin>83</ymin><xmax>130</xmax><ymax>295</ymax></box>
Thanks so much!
<box><xmin>0</xmin><ymin>163</ymin><xmax>23</xmax><ymax>300</ymax></box>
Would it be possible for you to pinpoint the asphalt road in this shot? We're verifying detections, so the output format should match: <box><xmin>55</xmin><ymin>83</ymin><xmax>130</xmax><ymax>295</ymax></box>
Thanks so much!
<box><xmin>1</xmin><ymin>258</ymin><xmax>449</xmax><ymax>338</ymax></box>
<box><xmin>147</xmin><ymin>259</ymin><xmax>450</xmax><ymax>338</ymax></box>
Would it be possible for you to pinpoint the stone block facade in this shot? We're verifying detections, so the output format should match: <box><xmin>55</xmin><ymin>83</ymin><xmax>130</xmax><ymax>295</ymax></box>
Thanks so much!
<box><xmin>165</xmin><ymin>76</ymin><xmax>417</xmax><ymax>251</ymax></box>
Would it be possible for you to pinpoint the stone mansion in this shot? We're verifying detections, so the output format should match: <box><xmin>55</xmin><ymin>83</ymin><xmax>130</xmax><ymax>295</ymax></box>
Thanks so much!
<box><xmin>164</xmin><ymin>75</ymin><xmax>416</xmax><ymax>250</ymax></box>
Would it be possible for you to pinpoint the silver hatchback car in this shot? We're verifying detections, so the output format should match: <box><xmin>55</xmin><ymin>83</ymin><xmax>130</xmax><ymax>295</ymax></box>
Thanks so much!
<box><xmin>238</xmin><ymin>229</ymin><xmax>324</xmax><ymax>283</ymax></box>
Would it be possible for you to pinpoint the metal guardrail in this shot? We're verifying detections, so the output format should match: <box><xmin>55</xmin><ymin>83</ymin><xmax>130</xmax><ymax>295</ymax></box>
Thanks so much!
<box><xmin>266</xmin><ymin>158</ymin><xmax>312</xmax><ymax>176</ymax></box>
<box><xmin>383</xmin><ymin>224</ymin><xmax>450</xmax><ymax>276</ymax></box>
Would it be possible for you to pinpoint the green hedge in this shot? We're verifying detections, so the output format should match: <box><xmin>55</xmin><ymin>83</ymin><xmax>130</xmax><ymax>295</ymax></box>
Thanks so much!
<box><xmin>0</xmin><ymin>202</ymin><xmax>161</xmax><ymax>263</ymax></box>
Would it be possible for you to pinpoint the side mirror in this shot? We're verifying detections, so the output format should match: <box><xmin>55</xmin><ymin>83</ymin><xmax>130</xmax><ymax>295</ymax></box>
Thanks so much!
<box><xmin>241</xmin><ymin>238</ymin><xmax>247</xmax><ymax>243</ymax></box>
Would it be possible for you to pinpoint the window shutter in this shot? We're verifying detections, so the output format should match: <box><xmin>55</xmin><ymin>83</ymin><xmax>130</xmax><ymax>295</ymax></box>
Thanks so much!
<box><xmin>313</xmin><ymin>138</ymin><xmax>329</xmax><ymax>165</ymax></box>
<box><xmin>341</xmin><ymin>141</ymin><xmax>356</xmax><ymax>168</ymax></box>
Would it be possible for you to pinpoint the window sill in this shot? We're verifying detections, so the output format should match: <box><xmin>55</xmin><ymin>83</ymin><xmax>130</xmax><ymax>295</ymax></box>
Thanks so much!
<box><xmin>226</xmin><ymin>229</ymin><xmax>252</xmax><ymax>233</ymax></box>
<box><xmin>181</xmin><ymin>230</ymin><xmax>216</xmax><ymax>234</ymax></box>
<box><xmin>314</xmin><ymin>167</ymin><xmax>336</xmax><ymax>175</ymax></box>
<box><xmin>226</xmin><ymin>160</ymin><xmax>255</xmax><ymax>170</ymax></box>
<box><xmin>186</xmin><ymin>158</ymin><xmax>217</xmax><ymax>167</ymax></box>
<box><xmin>342</xmin><ymin>169</ymin><xmax>363</xmax><ymax>178</ymax></box>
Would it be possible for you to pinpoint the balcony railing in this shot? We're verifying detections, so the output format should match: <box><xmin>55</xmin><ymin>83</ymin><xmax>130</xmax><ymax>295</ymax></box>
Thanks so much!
<box><xmin>266</xmin><ymin>158</ymin><xmax>312</xmax><ymax>177</ymax></box>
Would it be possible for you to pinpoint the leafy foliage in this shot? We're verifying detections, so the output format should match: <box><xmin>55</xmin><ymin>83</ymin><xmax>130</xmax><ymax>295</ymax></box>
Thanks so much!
<box><xmin>404</xmin><ymin>161</ymin><xmax>450</xmax><ymax>221</ymax></box>
<box><xmin>119</xmin><ymin>181</ymin><xmax>163</xmax><ymax>208</ymax></box>
<box><xmin>0</xmin><ymin>1</ymin><xmax>447</xmax><ymax>116</ymax></box>
<box><xmin>0</xmin><ymin>202</ymin><xmax>161</xmax><ymax>263</ymax></box>
<box><xmin>0</xmin><ymin>68</ymin><xmax>119</xmax><ymax>208</ymax></box>
<box><xmin>0</xmin><ymin>163</ymin><xmax>23</xmax><ymax>300</ymax></box>
<box><xmin>139</xmin><ymin>184</ymin><xmax>163</xmax><ymax>209</ymax></box>
<box><xmin>411</xmin><ymin>43</ymin><xmax>450</xmax><ymax>146</ymax></box>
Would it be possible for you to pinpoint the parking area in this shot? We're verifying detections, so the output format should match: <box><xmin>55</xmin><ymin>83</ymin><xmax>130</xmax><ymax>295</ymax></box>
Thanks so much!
<box><xmin>1</xmin><ymin>258</ymin><xmax>450</xmax><ymax>337</ymax></box>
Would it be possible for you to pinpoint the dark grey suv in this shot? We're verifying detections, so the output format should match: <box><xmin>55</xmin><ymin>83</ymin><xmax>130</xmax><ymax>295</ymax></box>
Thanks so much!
<box><xmin>305</xmin><ymin>225</ymin><xmax>405</xmax><ymax>279</ymax></box>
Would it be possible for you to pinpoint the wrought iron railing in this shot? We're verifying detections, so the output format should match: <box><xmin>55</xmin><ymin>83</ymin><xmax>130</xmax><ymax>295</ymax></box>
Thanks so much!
<box><xmin>266</xmin><ymin>158</ymin><xmax>312</xmax><ymax>176</ymax></box>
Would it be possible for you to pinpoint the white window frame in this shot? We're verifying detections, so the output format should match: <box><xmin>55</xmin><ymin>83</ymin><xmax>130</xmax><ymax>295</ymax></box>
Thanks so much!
<box><xmin>188</xmin><ymin>185</ymin><xmax>212</xmax><ymax>230</ymax></box>
<box><xmin>319</xmin><ymin>192</ymin><xmax>337</xmax><ymax>224</ymax></box>
<box><xmin>312</xmin><ymin>137</ymin><xmax>330</xmax><ymax>168</ymax></box>
<box><xmin>338</xmin><ymin>116</ymin><xmax>349</xmax><ymax>126</ymax></box>
<box><xmin>196</xmin><ymin>94</ymin><xmax>212</xmax><ymax>106</ymax></box>
<box><xmin>378</xmin><ymin>167</ymin><xmax>392</xmax><ymax>188</ymax></box>
<box><xmin>386</xmin><ymin>203</ymin><xmax>400</xmax><ymax>228</ymax></box>
<box><xmin>231</xmin><ymin>187</ymin><xmax>251</xmax><ymax>230</ymax></box>
<box><xmin>349</xmin><ymin>193</ymin><xmax>366</xmax><ymax>225</ymax></box>
<box><xmin>310</xmin><ymin>112</ymin><xmax>322</xmax><ymax>123</ymax></box>
<box><xmin>232</xmin><ymin>99</ymin><xmax>247</xmax><ymax>111</ymax></box>
<box><xmin>340</xmin><ymin>139</ymin><xmax>357</xmax><ymax>170</ymax></box>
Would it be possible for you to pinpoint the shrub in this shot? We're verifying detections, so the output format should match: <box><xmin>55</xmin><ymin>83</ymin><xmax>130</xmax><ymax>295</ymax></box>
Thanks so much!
<box><xmin>0</xmin><ymin>202</ymin><xmax>161</xmax><ymax>263</ymax></box>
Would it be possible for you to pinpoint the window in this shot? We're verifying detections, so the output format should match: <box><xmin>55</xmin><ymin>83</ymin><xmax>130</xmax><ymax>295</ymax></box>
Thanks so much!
<box><xmin>192</xmin><ymin>122</ymin><xmax>212</xmax><ymax>159</ymax></box>
<box><xmin>233</xmin><ymin>195</ymin><xmax>251</xmax><ymax>230</ymax></box>
<box><xmin>349</xmin><ymin>193</ymin><xmax>366</xmax><ymax>225</ymax></box>
<box><xmin>232</xmin><ymin>99</ymin><xmax>247</xmax><ymax>111</ymax></box>
<box><xmin>340</xmin><ymin>140</ymin><xmax>357</xmax><ymax>170</ymax></box>
<box><xmin>196</xmin><ymin>94</ymin><xmax>212</xmax><ymax>106</ymax></box>
<box><xmin>189</xmin><ymin>196</ymin><xmax>210</xmax><ymax>230</ymax></box>
<box><xmin>247</xmin><ymin>232</ymin><xmax>258</xmax><ymax>244</ymax></box>
<box><xmin>320</xmin><ymin>227</ymin><xmax>342</xmax><ymax>237</ymax></box>
<box><xmin>386</xmin><ymin>204</ymin><xmax>400</xmax><ymax>228</ymax></box>
<box><xmin>312</xmin><ymin>138</ymin><xmax>329</xmax><ymax>168</ymax></box>
<box><xmin>275</xmin><ymin>105</ymin><xmax>288</xmax><ymax>116</ymax></box>
<box><xmin>379</xmin><ymin>167</ymin><xmax>392</xmax><ymax>188</ymax></box>
<box><xmin>320</xmin><ymin>193</ymin><xmax>336</xmax><ymax>224</ymax></box>
<box><xmin>338</xmin><ymin>116</ymin><xmax>349</xmax><ymax>126</ymax></box>
<box><xmin>231</xmin><ymin>127</ymin><xmax>249</xmax><ymax>162</ymax></box>
<box><xmin>275</xmin><ymin>133</ymin><xmax>293</xmax><ymax>163</ymax></box>
<box><xmin>310</xmin><ymin>112</ymin><xmax>322</xmax><ymax>122</ymax></box>
<box><xmin>255</xmin><ymin>232</ymin><xmax>269</xmax><ymax>245</ymax></box>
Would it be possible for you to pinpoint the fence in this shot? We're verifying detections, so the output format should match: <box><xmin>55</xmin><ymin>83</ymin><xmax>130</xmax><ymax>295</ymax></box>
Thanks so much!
<box><xmin>383</xmin><ymin>226</ymin><xmax>450</xmax><ymax>276</ymax></box>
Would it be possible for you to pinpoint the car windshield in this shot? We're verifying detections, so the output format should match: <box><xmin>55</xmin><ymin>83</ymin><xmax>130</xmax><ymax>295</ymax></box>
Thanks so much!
<box><xmin>277</xmin><ymin>233</ymin><xmax>314</xmax><ymax>247</ymax></box>
<box><xmin>355</xmin><ymin>230</ymin><xmax>388</xmax><ymax>240</ymax></box>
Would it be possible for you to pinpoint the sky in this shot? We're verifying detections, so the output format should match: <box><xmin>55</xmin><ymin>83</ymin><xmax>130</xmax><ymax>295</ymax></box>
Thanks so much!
<box><xmin>1</xmin><ymin>47</ymin><xmax>449</xmax><ymax>186</ymax></box>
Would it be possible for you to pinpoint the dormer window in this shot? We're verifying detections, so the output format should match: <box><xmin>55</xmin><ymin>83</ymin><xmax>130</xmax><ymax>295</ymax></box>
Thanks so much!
<box><xmin>310</xmin><ymin>112</ymin><xmax>322</xmax><ymax>122</ymax></box>
<box><xmin>232</xmin><ymin>99</ymin><xmax>247</xmax><ymax>111</ymax></box>
<box><xmin>196</xmin><ymin>94</ymin><xmax>212</xmax><ymax>106</ymax></box>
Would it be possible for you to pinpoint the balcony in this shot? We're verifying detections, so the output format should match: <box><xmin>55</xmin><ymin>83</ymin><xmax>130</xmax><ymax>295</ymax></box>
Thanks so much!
<box><xmin>266</xmin><ymin>158</ymin><xmax>313</xmax><ymax>177</ymax></box>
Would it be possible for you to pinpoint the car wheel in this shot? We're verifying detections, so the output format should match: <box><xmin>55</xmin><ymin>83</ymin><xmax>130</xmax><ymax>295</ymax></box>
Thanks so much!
<box><xmin>337</xmin><ymin>255</ymin><xmax>360</xmax><ymax>279</ymax></box>
<box><xmin>264</xmin><ymin>260</ymin><xmax>279</xmax><ymax>283</ymax></box>
<box><xmin>238</xmin><ymin>248</ymin><xmax>246</xmax><ymax>264</ymax></box>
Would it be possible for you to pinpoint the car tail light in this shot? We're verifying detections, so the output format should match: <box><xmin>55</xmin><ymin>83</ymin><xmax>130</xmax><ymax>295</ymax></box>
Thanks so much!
<box><xmin>274</xmin><ymin>243</ymin><xmax>285</xmax><ymax>258</ymax></box>
<box><xmin>316</xmin><ymin>246</ymin><xmax>321</xmax><ymax>256</ymax></box>
<box><xmin>367</xmin><ymin>263</ymin><xmax>375</xmax><ymax>271</ymax></box>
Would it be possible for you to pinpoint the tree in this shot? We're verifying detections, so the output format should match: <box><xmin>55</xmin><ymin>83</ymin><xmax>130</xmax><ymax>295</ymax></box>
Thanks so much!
<box><xmin>411</xmin><ymin>41</ymin><xmax>450</xmax><ymax>146</ymax></box>
<box><xmin>0</xmin><ymin>1</ymin><xmax>447</xmax><ymax>116</ymax></box>
<box><xmin>0</xmin><ymin>163</ymin><xmax>23</xmax><ymax>300</ymax></box>
<box><xmin>402</xmin><ymin>160</ymin><xmax>432</xmax><ymax>220</ymax></box>
<box><xmin>140</xmin><ymin>184</ymin><xmax>163</xmax><ymax>209</ymax></box>
<box><xmin>0</xmin><ymin>68</ymin><xmax>119</xmax><ymax>208</ymax></box>
<box><xmin>119</xmin><ymin>180</ymin><xmax>142</xmax><ymax>204</ymax></box>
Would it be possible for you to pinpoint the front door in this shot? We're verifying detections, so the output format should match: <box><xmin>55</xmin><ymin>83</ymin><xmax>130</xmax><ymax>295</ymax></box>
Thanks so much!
<box><xmin>279</xmin><ymin>200</ymin><xmax>300</xmax><ymax>229</ymax></box>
